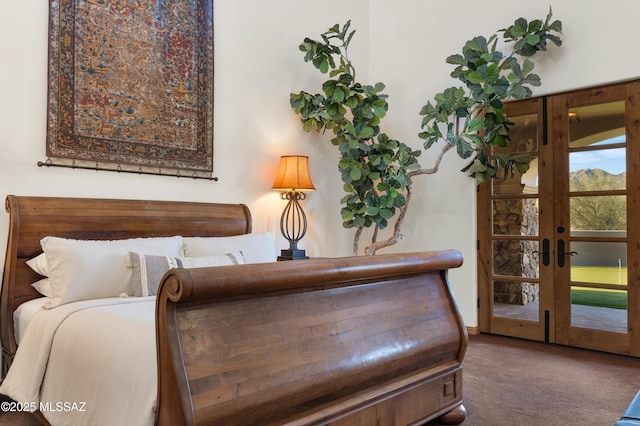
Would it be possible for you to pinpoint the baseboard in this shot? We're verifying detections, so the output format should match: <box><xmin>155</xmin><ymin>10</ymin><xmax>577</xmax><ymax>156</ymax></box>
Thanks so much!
<box><xmin>466</xmin><ymin>326</ymin><xmax>479</xmax><ymax>336</ymax></box>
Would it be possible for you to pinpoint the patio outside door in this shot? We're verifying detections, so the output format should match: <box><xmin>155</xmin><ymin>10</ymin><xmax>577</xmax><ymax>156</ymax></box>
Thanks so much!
<box><xmin>478</xmin><ymin>80</ymin><xmax>640</xmax><ymax>356</ymax></box>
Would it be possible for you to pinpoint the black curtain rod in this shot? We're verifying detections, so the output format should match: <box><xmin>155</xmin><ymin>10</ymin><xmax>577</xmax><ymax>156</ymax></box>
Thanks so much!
<box><xmin>37</xmin><ymin>159</ymin><xmax>219</xmax><ymax>181</ymax></box>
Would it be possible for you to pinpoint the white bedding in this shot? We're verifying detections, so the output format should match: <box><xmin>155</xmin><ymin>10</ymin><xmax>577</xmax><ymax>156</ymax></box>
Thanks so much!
<box><xmin>0</xmin><ymin>297</ymin><xmax>156</xmax><ymax>426</ymax></box>
<box><xmin>13</xmin><ymin>297</ymin><xmax>50</xmax><ymax>345</ymax></box>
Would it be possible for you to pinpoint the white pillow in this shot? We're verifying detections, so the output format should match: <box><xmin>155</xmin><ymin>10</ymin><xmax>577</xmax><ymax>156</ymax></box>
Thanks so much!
<box><xmin>31</xmin><ymin>278</ymin><xmax>52</xmax><ymax>298</ymax></box>
<box><xmin>183</xmin><ymin>232</ymin><xmax>276</xmax><ymax>264</ymax></box>
<box><xmin>41</xmin><ymin>236</ymin><xmax>183</xmax><ymax>308</ymax></box>
<box><xmin>126</xmin><ymin>252</ymin><xmax>245</xmax><ymax>297</ymax></box>
<box><xmin>26</xmin><ymin>253</ymin><xmax>49</xmax><ymax>276</ymax></box>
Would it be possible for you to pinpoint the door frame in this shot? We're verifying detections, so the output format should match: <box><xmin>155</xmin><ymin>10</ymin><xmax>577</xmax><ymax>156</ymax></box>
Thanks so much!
<box><xmin>477</xmin><ymin>96</ymin><xmax>554</xmax><ymax>343</ymax></box>
<box><xmin>551</xmin><ymin>81</ymin><xmax>640</xmax><ymax>356</ymax></box>
<box><xmin>478</xmin><ymin>79</ymin><xmax>640</xmax><ymax>356</ymax></box>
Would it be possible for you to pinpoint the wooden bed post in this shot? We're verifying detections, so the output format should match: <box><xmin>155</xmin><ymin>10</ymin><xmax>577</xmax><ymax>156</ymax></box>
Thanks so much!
<box><xmin>156</xmin><ymin>273</ymin><xmax>193</xmax><ymax>425</ymax></box>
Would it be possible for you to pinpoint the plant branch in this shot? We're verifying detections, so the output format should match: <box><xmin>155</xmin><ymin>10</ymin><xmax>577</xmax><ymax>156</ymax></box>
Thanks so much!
<box><xmin>364</xmin><ymin>185</ymin><xmax>413</xmax><ymax>255</ymax></box>
<box><xmin>409</xmin><ymin>142</ymin><xmax>455</xmax><ymax>177</ymax></box>
<box><xmin>353</xmin><ymin>226</ymin><xmax>363</xmax><ymax>256</ymax></box>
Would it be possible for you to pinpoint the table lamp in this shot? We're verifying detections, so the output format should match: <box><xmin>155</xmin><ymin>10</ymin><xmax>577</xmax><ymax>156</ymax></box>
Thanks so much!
<box><xmin>272</xmin><ymin>155</ymin><xmax>315</xmax><ymax>260</ymax></box>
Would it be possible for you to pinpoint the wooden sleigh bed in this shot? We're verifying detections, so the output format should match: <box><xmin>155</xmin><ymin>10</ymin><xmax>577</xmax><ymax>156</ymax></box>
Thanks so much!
<box><xmin>0</xmin><ymin>195</ymin><xmax>468</xmax><ymax>425</ymax></box>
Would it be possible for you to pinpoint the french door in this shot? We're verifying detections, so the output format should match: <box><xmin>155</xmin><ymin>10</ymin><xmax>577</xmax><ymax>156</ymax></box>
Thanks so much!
<box><xmin>478</xmin><ymin>80</ymin><xmax>640</xmax><ymax>356</ymax></box>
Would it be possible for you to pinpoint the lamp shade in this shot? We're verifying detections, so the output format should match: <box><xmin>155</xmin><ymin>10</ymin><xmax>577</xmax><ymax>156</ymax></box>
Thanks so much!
<box><xmin>272</xmin><ymin>155</ymin><xmax>315</xmax><ymax>191</ymax></box>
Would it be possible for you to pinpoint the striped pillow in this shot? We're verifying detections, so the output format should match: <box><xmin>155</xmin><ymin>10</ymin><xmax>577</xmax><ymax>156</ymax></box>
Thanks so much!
<box><xmin>127</xmin><ymin>252</ymin><xmax>245</xmax><ymax>297</ymax></box>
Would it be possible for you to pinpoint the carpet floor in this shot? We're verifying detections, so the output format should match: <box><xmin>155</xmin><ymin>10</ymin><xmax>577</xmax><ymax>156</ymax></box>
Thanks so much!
<box><xmin>1</xmin><ymin>333</ymin><xmax>639</xmax><ymax>425</ymax></box>
<box><xmin>461</xmin><ymin>333</ymin><xmax>640</xmax><ymax>425</ymax></box>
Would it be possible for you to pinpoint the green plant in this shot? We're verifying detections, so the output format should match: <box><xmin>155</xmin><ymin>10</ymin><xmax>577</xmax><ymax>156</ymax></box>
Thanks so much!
<box><xmin>291</xmin><ymin>9</ymin><xmax>562</xmax><ymax>255</ymax></box>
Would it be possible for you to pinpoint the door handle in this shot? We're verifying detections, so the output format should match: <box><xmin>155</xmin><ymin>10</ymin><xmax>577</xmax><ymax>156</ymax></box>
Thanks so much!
<box><xmin>532</xmin><ymin>238</ymin><xmax>550</xmax><ymax>266</ymax></box>
<box><xmin>557</xmin><ymin>239</ymin><xmax>578</xmax><ymax>267</ymax></box>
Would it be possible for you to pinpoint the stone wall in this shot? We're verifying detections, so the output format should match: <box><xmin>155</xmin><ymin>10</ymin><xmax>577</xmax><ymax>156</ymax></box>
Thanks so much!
<box><xmin>492</xmin><ymin>198</ymin><xmax>540</xmax><ymax>305</ymax></box>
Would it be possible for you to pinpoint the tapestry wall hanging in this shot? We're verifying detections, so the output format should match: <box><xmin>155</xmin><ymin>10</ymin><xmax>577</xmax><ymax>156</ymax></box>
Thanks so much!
<box><xmin>46</xmin><ymin>0</ymin><xmax>214</xmax><ymax>176</ymax></box>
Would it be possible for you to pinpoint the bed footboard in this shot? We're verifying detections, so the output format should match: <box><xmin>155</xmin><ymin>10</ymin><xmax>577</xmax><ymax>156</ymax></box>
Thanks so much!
<box><xmin>156</xmin><ymin>250</ymin><xmax>467</xmax><ymax>425</ymax></box>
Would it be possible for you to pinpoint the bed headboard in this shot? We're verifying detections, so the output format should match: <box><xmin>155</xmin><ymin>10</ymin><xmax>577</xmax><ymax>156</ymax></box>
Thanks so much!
<box><xmin>0</xmin><ymin>195</ymin><xmax>252</xmax><ymax>373</ymax></box>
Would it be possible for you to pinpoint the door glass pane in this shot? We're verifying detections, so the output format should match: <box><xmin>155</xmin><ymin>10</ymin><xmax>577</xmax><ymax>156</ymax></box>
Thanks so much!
<box><xmin>570</xmin><ymin>286</ymin><xmax>627</xmax><ymax>333</ymax></box>
<box><xmin>569</xmin><ymin>101</ymin><xmax>625</xmax><ymax>148</ymax></box>
<box><xmin>499</xmin><ymin>113</ymin><xmax>539</xmax><ymax>152</ymax></box>
<box><xmin>570</xmin><ymin>196</ymin><xmax>626</xmax><ymax>231</ymax></box>
<box><xmin>493</xmin><ymin>199</ymin><xmax>539</xmax><ymax>236</ymax></box>
<box><xmin>493</xmin><ymin>109</ymin><xmax>538</xmax><ymax>196</ymax></box>
<box><xmin>492</xmin><ymin>240</ymin><xmax>539</xmax><ymax>279</ymax></box>
<box><xmin>493</xmin><ymin>157</ymin><xmax>539</xmax><ymax>195</ymax></box>
<box><xmin>569</xmin><ymin>241</ymin><xmax>627</xmax><ymax>284</ymax></box>
<box><xmin>493</xmin><ymin>280</ymin><xmax>539</xmax><ymax>321</ymax></box>
<box><xmin>569</xmin><ymin>242</ymin><xmax>627</xmax><ymax>333</ymax></box>
<box><xmin>569</xmin><ymin>148</ymin><xmax>626</xmax><ymax>191</ymax></box>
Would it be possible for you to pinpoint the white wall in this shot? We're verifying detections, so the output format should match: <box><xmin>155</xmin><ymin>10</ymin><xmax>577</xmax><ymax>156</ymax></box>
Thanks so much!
<box><xmin>1</xmin><ymin>0</ymin><xmax>639</xmax><ymax>328</ymax></box>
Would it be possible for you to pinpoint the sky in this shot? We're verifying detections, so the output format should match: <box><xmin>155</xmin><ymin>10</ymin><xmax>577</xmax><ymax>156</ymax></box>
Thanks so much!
<box><xmin>569</xmin><ymin>136</ymin><xmax>626</xmax><ymax>175</ymax></box>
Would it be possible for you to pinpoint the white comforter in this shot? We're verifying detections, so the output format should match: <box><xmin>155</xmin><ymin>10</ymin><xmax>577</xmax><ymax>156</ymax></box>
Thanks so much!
<box><xmin>0</xmin><ymin>297</ymin><xmax>157</xmax><ymax>426</ymax></box>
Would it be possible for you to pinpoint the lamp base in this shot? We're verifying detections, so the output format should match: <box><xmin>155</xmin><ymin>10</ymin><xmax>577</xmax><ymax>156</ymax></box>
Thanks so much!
<box><xmin>277</xmin><ymin>248</ymin><xmax>309</xmax><ymax>261</ymax></box>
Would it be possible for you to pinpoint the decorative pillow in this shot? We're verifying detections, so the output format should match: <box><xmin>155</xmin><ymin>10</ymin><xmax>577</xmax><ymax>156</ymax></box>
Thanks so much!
<box><xmin>183</xmin><ymin>232</ymin><xmax>276</xmax><ymax>264</ymax></box>
<box><xmin>26</xmin><ymin>253</ymin><xmax>49</xmax><ymax>277</ymax></box>
<box><xmin>126</xmin><ymin>252</ymin><xmax>245</xmax><ymax>297</ymax></box>
<box><xmin>40</xmin><ymin>236</ymin><xmax>183</xmax><ymax>308</ymax></box>
<box><xmin>31</xmin><ymin>278</ymin><xmax>52</xmax><ymax>298</ymax></box>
